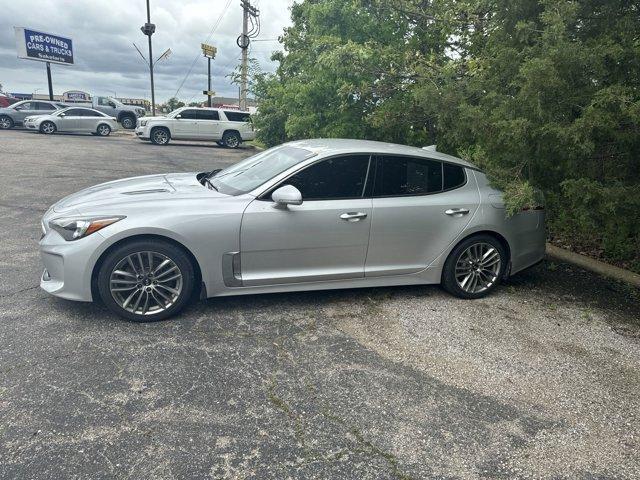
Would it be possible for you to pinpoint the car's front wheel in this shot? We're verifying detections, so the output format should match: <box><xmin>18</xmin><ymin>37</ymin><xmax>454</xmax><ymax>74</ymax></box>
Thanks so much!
<box><xmin>40</xmin><ymin>121</ymin><xmax>57</xmax><ymax>135</ymax></box>
<box><xmin>441</xmin><ymin>234</ymin><xmax>507</xmax><ymax>299</ymax></box>
<box><xmin>150</xmin><ymin>127</ymin><xmax>171</xmax><ymax>145</ymax></box>
<box><xmin>97</xmin><ymin>239</ymin><xmax>196</xmax><ymax>322</ymax></box>
<box><xmin>0</xmin><ymin>115</ymin><xmax>14</xmax><ymax>130</ymax></box>
<box><xmin>96</xmin><ymin>123</ymin><xmax>111</xmax><ymax>136</ymax></box>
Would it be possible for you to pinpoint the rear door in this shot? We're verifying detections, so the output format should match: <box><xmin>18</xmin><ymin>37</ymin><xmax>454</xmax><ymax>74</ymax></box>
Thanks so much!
<box><xmin>365</xmin><ymin>156</ymin><xmax>479</xmax><ymax>277</ymax></box>
<box><xmin>76</xmin><ymin>109</ymin><xmax>104</xmax><ymax>132</ymax></box>
<box><xmin>240</xmin><ymin>155</ymin><xmax>373</xmax><ymax>285</ymax></box>
<box><xmin>196</xmin><ymin>109</ymin><xmax>222</xmax><ymax>140</ymax></box>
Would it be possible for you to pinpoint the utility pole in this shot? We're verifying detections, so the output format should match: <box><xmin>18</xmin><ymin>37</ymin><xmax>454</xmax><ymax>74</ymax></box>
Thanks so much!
<box><xmin>46</xmin><ymin>62</ymin><xmax>53</xmax><ymax>100</ymax></box>
<box><xmin>201</xmin><ymin>43</ymin><xmax>217</xmax><ymax>107</ymax></box>
<box><xmin>238</xmin><ymin>0</ymin><xmax>258</xmax><ymax>111</ymax></box>
<box><xmin>141</xmin><ymin>0</ymin><xmax>156</xmax><ymax>115</ymax></box>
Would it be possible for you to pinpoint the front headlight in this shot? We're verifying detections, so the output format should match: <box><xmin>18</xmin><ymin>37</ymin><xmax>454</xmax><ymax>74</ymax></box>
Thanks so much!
<box><xmin>139</xmin><ymin>120</ymin><xmax>147</xmax><ymax>127</ymax></box>
<box><xmin>49</xmin><ymin>216</ymin><xmax>125</xmax><ymax>241</ymax></box>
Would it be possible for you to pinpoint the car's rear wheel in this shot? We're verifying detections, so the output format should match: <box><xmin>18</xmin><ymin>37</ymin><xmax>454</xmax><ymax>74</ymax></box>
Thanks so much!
<box><xmin>0</xmin><ymin>115</ymin><xmax>14</xmax><ymax>129</ymax></box>
<box><xmin>97</xmin><ymin>124</ymin><xmax>111</xmax><ymax>136</ymax></box>
<box><xmin>441</xmin><ymin>234</ymin><xmax>506</xmax><ymax>299</ymax></box>
<box><xmin>40</xmin><ymin>121</ymin><xmax>56</xmax><ymax>135</ymax></box>
<box><xmin>222</xmin><ymin>131</ymin><xmax>241</xmax><ymax>148</ymax></box>
<box><xmin>97</xmin><ymin>239</ymin><xmax>196</xmax><ymax>322</ymax></box>
<box><xmin>150</xmin><ymin>127</ymin><xmax>170</xmax><ymax>145</ymax></box>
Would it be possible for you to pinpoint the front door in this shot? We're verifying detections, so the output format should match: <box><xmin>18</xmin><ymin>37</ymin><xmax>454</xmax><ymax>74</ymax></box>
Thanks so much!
<box><xmin>13</xmin><ymin>102</ymin><xmax>38</xmax><ymax>123</ymax></box>
<box><xmin>56</xmin><ymin>108</ymin><xmax>83</xmax><ymax>131</ymax></box>
<box><xmin>365</xmin><ymin>155</ymin><xmax>480</xmax><ymax>276</ymax></box>
<box><xmin>239</xmin><ymin>155</ymin><xmax>373</xmax><ymax>286</ymax></box>
<box><xmin>196</xmin><ymin>109</ymin><xmax>222</xmax><ymax>140</ymax></box>
<box><xmin>172</xmin><ymin>109</ymin><xmax>199</xmax><ymax>139</ymax></box>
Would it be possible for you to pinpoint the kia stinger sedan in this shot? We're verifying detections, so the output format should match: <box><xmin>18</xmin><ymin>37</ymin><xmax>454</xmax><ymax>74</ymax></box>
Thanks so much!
<box><xmin>39</xmin><ymin>139</ymin><xmax>545</xmax><ymax>321</ymax></box>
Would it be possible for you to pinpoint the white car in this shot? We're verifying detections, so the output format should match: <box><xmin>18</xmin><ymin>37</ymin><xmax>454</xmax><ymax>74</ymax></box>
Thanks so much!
<box><xmin>24</xmin><ymin>107</ymin><xmax>118</xmax><ymax>136</ymax></box>
<box><xmin>135</xmin><ymin>107</ymin><xmax>255</xmax><ymax>148</ymax></box>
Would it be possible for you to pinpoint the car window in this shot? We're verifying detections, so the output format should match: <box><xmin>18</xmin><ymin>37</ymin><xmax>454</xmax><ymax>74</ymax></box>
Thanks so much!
<box><xmin>443</xmin><ymin>163</ymin><xmax>466</xmax><ymax>190</ymax></box>
<box><xmin>97</xmin><ymin>97</ymin><xmax>116</xmax><ymax>108</ymax></box>
<box><xmin>284</xmin><ymin>155</ymin><xmax>371</xmax><ymax>200</ymax></box>
<box><xmin>36</xmin><ymin>102</ymin><xmax>56</xmax><ymax>111</ymax></box>
<box><xmin>197</xmin><ymin>110</ymin><xmax>220</xmax><ymax>121</ymax></box>
<box><xmin>223</xmin><ymin>111</ymin><xmax>251</xmax><ymax>122</ymax></box>
<box><xmin>63</xmin><ymin>108</ymin><xmax>85</xmax><ymax>116</ymax></box>
<box><xmin>56</xmin><ymin>103</ymin><xmax>68</xmax><ymax>109</ymax></box>
<box><xmin>374</xmin><ymin>156</ymin><xmax>443</xmax><ymax>197</ymax></box>
<box><xmin>83</xmin><ymin>109</ymin><xmax>104</xmax><ymax>117</ymax></box>
<box><xmin>16</xmin><ymin>102</ymin><xmax>34</xmax><ymax>110</ymax></box>
<box><xmin>179</xmin><ymin>109</ymin><xmax>198</xmax><ymax>120</ymax></box>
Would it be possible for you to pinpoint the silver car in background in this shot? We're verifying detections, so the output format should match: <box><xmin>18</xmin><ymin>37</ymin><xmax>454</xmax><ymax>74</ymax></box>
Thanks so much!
<box><xmin>0</xmin><ymin>99</ymin><xmax>67</xmax><ymax>129</ymax></box>
<box><xmin>25</xmin><ymin>107</ymin><xmax>118</xmax><ymax>136</ymax></box>
<box><xmin>39</xmin><ymin>139</ymin><xmax>545</xmax><ymax>321</ymax></box>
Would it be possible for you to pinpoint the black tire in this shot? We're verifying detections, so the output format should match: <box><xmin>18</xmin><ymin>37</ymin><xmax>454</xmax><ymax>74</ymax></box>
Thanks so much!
<box><xmin>120</xmin><ymin>115</ymin><xmax>136</xmax><ymax>130</ymax></box>
<box><xmin>441</xmin><ymin>234</ymin><xmax>507</xmax><ymax>299</ymax></box>
<box><xmin>0</xmin><ymin>115</ymin><xmax>14</xmax><ymax>130</ymax></box>
<box><xmin>40</xmin><ymin>121</ymin><xmax>57</xmax><ymax>135</ymax></box>
<box><xmin>96</xmin><ymin>123</ymin><xmax>111</xmax><ymax>136</ymax></box>
<box><xmin>97</xmin><ymin>239</ymin><xmax>196</xmax><ymax>322</ymax></box>
<box><xmin>150</xmin><ymin>127</ymin><xmax>171</xmax><ymax>145</ymax></box>
<box><xmin>222</xmin><ymin>130</ymin><xmax>241</xmax><ymax>148</ymax></box>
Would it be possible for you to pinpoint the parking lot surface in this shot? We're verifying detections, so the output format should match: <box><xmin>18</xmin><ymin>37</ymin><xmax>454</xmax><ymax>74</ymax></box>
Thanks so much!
<box><xmin>1</xmin><ymin>130</ymin><xmax>639</xmax><ymax>479</ymax></box>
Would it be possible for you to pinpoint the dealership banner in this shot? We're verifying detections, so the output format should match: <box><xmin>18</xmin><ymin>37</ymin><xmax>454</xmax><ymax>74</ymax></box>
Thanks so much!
<box><xmin>14</xmin><ymin>27</ymin><xmax>74</xmax><ymax>65</ymax></box>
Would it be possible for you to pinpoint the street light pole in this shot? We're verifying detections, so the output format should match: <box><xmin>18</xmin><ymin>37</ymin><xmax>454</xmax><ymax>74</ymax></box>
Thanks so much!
<box><xmin>141</xmin><ymin>0</ymin><xmax>156</xmax><ymax>115</ymax></box>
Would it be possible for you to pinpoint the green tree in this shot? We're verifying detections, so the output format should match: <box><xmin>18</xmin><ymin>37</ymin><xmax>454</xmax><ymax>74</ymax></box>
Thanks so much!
<box><xmin>165</xmin><ymin>97</ymin><xmax>185</xmax><ymax>112</ymax></box>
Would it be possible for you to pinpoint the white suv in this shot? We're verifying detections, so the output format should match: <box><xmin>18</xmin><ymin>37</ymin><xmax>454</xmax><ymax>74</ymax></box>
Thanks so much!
<box><xmin>135</xmin><ymin>107</ymin><xmax>255</xmax><ymax>148</ymax></box>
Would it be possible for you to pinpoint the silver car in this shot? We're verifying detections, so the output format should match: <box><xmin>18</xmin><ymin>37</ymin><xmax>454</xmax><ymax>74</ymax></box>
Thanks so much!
<box><xmin>24</xmin><ymin>107</ymin><xmax>117</xmax><ymax>136</ymax></box>
<box><xmin>0</xmin><ymin>99</ymin><xmax>67</xmax><ymax>129</ymax></box>
<box><xmin>39</xmin><ymin>139</ymin><xmax>545</xmax><ymax>321</ymax></box>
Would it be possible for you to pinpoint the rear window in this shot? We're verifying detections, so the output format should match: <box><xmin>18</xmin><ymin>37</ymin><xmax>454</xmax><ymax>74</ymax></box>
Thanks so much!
<box><xmin>443</xmin><ymin>163</ymin><xmax>466</xmax><ymax>190</ymax></box>
<box><xmin>374</xmin><ymin>156</ymin><xmax>443</xmax><ymax>196</ymax></box>
<box><xmin>197</xmin><ymin>110</ymin><xmax>220</xmax><ymax>121</ymax></box>
<box><xmin>224</xmin><ymin>111</ymin><xmax>251</xmax><ymax>122</ymax></box>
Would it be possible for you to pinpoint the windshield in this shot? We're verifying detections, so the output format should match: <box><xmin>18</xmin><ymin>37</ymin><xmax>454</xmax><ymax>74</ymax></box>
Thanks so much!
<box><xmin>210</xmin><ymin>145</ymin><xmax>315</xmax><ymax>195</ymax></box>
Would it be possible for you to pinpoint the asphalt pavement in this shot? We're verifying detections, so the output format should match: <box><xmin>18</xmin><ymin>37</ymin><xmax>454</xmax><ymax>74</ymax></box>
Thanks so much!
<box><xmin>1</xmin><ymin>129</ymin><xmax>639</xmax><ymax>479</ymax></box>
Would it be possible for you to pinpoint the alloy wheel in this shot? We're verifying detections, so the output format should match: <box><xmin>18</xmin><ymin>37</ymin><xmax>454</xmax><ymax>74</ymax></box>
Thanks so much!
<box><xmin>98</xmin><ymin>125</ymin><xmax>110</xmax><ymax>136</ymax></box>
<box><xmin>109</xmin><ymin>251</ymin><xmax>183</xmax><ymax>316</ymax></box>
<box><xmin>225</xmin><ymin>134</ymin><xmax>239</xmax><ymax>148</ymax></box>
<box><xmin>41</xmin><ymin>122</ymin><xmax>55</xmax><ymax>134</ymax></box>
<box><xmin>454</xmin><ymin>242</ymin><xmax>501</xmax><ymax>294</ymax></box>
<box><xmin>0</xmin><ymin>116</ymin><xmax>11</xmax><ymax>129</ymax></box>
<box><xmin>121</xmin><ymin>117</ymin><xmax>135</xmax><ymax>129</ymax></box>
<box><xmin>153</xmin><ymin>129</ymin><xmax>169</xmax><ymax>144</ymax></box>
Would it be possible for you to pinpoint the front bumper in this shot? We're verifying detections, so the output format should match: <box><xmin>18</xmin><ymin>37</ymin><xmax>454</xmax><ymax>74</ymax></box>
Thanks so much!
<box><xmin>134</xmin><ymin>125</ymin><xmax>150</xmax><ymax>140</ymax></box>
<box><xmin>39</xmin><ymin>226</ymin><xmax>106</xmax><ymax>302</ymax></box>
<box><xmin>24</xmin><ymin>121</ymin><xmax>38</xmax><ymax>130</ymax></box>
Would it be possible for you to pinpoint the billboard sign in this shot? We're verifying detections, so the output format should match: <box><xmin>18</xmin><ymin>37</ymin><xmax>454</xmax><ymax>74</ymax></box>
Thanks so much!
<box><xmin>62</xmin><ymin>90</ymin><xmax>90</xmax><ymax>102</ymax></box>
<box><xmin>14</xmin><ymin>27</ymin><xmax>74</xmax><ymax>65</ymax></box>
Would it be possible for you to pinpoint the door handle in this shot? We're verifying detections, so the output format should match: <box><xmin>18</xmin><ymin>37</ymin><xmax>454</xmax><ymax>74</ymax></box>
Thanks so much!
<box><xmin>340</xmin><ymin>212</ymin><xmax>368</xmax><ymax>222</ymax></box>
<box><xmin>445</xmin><ymin>208</ymin><xmax>470</xmax><ymax>217</ymax></box>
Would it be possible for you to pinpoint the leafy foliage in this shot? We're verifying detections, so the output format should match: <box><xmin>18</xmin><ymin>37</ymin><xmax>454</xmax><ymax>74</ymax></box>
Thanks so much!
<box><xmin>252</xmin><ymin>0</ymin><xmax>640</xmax><ymax>269</ymax></box>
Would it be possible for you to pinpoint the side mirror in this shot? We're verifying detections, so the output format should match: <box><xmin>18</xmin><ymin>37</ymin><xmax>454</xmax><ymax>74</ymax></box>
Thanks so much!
<box><xmin>14</xmin><ymin>106</ymin><xmax>23</xmax><ymax>111</ymax></box>
<box><xmin>59</xmin><ymin>113</ymin><xmax>66</xmax><ymax>117</ymax></box>
<box><xmin>272</xmin><ymin>185</ymin><xmax>303</xmax><ymax>207</ymax></box>
<box><xmin>175</xmin><ymin>114</ymin><xmax>182</xmax><ymax>119</ymax></box>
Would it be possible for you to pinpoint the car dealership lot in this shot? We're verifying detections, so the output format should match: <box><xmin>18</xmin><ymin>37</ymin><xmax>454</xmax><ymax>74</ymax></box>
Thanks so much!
<box><xmin>1</xmin><ymin>130</ymin><xmax>639</xmax><ymax>479</ymax></box>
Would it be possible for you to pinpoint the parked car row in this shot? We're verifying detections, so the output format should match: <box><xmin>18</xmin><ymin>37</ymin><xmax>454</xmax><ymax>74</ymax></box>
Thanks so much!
<box><xmin>1</xmin><ymin>101</ymin><xmax>254</xmax><ymax>147</ymax></box>
<box><xmin>0</xmin><ymin>96</ymin><xmax>143</xmax><ymax>132</ymax></box>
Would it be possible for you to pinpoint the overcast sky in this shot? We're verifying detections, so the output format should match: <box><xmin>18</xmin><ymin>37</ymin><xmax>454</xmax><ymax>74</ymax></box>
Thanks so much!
<box><xmin>0</xmin><ymin>0</ymin><xmax>292</xmax><ymax>102</ymax></box>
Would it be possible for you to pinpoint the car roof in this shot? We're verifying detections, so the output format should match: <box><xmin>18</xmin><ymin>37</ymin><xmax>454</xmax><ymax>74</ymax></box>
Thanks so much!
<box><xmin>285</xmin><ymin>138</ymin><xmax>478</xmax><ymax>169</ymax></box>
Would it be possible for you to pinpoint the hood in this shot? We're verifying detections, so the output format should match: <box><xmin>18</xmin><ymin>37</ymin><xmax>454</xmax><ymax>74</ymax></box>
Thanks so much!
<box><xmin>52</xmin><ymin>172</ymin><xmax>226</xmax><ymax>214</ymax></box>
<box><xmin>141</xmin><ymin>115</ymin><xmax>167</xmax><ymax>122</ymax></box>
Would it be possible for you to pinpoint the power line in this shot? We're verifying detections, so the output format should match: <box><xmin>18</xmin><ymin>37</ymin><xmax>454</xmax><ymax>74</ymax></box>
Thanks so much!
<box><xmin>173</xmin><ymin>0</ymin><xmax>233</xmax><ymax>99</ymax></box>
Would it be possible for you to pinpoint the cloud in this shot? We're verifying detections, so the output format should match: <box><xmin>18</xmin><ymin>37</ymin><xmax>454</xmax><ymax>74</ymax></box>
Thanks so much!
<box><xmin>0</xmin><ymin>0</ymin><xmax>292</xmax><ymax>102</ymax></box>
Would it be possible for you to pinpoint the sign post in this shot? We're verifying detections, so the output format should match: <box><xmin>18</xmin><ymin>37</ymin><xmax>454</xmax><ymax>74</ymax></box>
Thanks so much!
<box><xmin>14</xmin><ymin>27</ymin><xmax>74</xmax><ymax>100</ymax></box>
<box><xmin>201</xmin><ymin>43</ymin><xmax>217</xmax><ymax>108</ymax></box>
